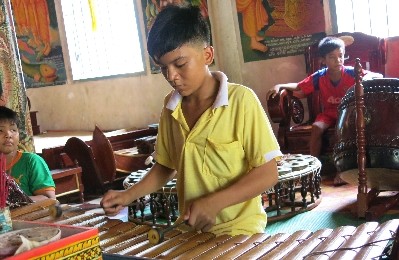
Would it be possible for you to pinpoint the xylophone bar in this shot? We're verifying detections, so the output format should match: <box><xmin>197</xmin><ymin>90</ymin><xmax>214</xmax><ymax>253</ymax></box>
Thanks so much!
<box><xmin>10</xmin><ymin>202</ymin><xmax>399</xmax><ymax>259</ymax></box>
<box><xmin>72</xmin><ymin>218</ymin><xmax>399</xmax><ymax>259</ymax></box>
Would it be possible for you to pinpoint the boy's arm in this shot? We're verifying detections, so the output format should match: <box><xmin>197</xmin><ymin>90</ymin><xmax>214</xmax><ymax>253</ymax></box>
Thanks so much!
<box><xmin>101</xmin><ymin>162</ymin><xmax>176</xmax><ymax>216</ymax></box>
<box><xmin>184</xmin><ymin>159</ymin><xmax>278</xmax><ymax>232</ymax></box>
<box><xmin>267</xmin><ymin>83</ymin><xmax>305</xmax><ymax>99</ymax></box>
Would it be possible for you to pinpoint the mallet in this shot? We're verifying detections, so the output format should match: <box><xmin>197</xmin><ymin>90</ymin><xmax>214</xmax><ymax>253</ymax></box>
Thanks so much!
<box><xmin>48</xmin><ymin>203</ymin><xmax>107</xmax><ymax>218</ymax></box>
<box><xmin>147</xmin><ymin>220</ymin><xmax>188</xmax><ymax>245</ymax></box>
<box><xmin>48</xmin><ymin>203</ymin><xmax>63</xmax><ymax>218</ymax></box>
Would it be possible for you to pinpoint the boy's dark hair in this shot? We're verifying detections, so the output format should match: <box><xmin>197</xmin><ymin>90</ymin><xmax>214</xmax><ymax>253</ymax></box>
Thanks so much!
<box><xmin>0</xmin><ymin>106</ymin><xmax>19</xmax><ymax>127</ymax></box>
<box><xmin>318</xmin><ymin>36</ymin><xmax>345</xmax><ymax>57</ymax></box>
<box><xmin>147</xmin><ymin>4</ymin><xmax>210</xmax><ymax>63</ymax></box>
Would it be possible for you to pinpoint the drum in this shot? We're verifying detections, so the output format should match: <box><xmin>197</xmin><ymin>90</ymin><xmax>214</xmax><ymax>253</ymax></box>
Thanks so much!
<box><xmin>334</xmin><ymin>78</ymin><xmax>399</xmax><ymax>190</ymax></box>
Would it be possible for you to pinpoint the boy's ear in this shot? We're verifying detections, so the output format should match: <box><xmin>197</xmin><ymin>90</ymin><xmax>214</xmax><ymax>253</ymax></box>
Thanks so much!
<box><xmin>320</xmin><ymin>57</ymin><xmax>326</xmax><ymax>66</ymax></box>
<box><xmin>203</xmin><ymin>46</ymin><xmax>214</xmax><ymax>65</ymax></box>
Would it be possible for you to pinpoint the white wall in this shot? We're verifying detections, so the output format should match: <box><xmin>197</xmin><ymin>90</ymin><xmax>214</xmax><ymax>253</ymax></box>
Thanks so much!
<box><xmin>26</xmin><ymin>0</ymin><xmax>332</xmax><ymax>132</ymax></box>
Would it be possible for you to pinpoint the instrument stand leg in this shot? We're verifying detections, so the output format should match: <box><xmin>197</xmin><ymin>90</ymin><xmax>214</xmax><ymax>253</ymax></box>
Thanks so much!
<box><xmin>365</xmin><ymin>192</ymin><xmax>399</xmax><ymax>221</ymax></box>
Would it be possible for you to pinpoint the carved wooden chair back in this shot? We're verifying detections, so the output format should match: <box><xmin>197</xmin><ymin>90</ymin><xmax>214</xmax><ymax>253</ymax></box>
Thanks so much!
<box><xmin>64</xmin><ymin>136</ymin><xmax>104</xmax><ymax>194</ymax></box>
<box><xmin>304</xmin><ymin>31</ymin><xmax>386</xmax><ymax>123</ymax></box>
<box><xmin>91</xmin><ymin>125</ymin><xmax>117</xmax><ymax>185</ymax></box>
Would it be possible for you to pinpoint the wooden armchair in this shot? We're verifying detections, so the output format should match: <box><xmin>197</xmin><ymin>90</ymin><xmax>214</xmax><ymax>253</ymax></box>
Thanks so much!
<box><xmin>267</xmin><ymin>32</ymin><xmax>386</xmax><ymax>158</ymax></box>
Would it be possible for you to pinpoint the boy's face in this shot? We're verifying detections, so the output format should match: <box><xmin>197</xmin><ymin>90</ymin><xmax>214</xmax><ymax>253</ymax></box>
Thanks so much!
<box><xmin>156</xmin><ymin>43</ymin><xmax>214</xmax><ymax>96</ymax></box>
<box><xmin>0</xmin><ymin>120</ymin><xmax>19</xmax><ymax>155</ymax></box>
<box><xmin>322</xmin><ymin>47</ymin><xmax>345</xmax><ymax>73</ymax></box>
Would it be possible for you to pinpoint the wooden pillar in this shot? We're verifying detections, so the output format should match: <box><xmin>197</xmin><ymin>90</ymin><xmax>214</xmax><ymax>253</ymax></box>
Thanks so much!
<box><xmin>207</xmin><ymin>0</ymin><xmax>243</xmax><ymax>84</ymax></box>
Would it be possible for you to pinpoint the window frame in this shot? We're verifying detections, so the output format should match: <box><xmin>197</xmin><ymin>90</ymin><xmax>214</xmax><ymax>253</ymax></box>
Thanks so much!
<box><xmin>57</xmin><ymin>0</ymin><xmax>147</xmax><ymax>83</ymax></box>
<box><xmin>330</xmin><ymin>0</ymin><xmax>399</xmax><ymax>38</ymax></box>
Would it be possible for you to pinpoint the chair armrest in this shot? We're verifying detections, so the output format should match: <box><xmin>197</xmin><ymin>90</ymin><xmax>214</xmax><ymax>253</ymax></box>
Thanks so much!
<box><xmin>267</xmin><ymin>88</ymin><xmax>307</xmax><ymax>126</ymax></box>
<box><xmin>267</xmin><ymin>89</ymin><xmax>291</xmax><ymax>123</ymax></box>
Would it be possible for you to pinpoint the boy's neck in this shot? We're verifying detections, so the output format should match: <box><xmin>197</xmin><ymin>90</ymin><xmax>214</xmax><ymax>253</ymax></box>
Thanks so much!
<box><xmin>181</xmin><ymin>74</ymin><xmax>219</xmax><ymax>130</ymax></box>
<box><xmin>184</xmin><ymin>73</ymin><xmax>219</xmax><ymax>104</ymax></box>
<box><xmin>328</xmin><ymin>68</ymin><xmax>342</xmax><ymax>81</ymax></box>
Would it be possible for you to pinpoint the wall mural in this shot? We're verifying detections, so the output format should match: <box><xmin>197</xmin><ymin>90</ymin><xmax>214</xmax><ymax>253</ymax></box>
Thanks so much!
<box><xmin>10</xmin><ymin>0</ymin><xmax>66</xmax><ymax>88</ymax></box>
<box><xmin>237</xmin><ymin>0</ymin><xmax>326</xmax><ymax>62</ymax></box>
<box><xmin>0</xmin><ymin>0</ymin><xmax>34</xmax><ymax>152</ymax></box>
<box><xmin>141</xmin><ymin>0</ymin><xmax>209</xmax><ymax>74</ymax></box>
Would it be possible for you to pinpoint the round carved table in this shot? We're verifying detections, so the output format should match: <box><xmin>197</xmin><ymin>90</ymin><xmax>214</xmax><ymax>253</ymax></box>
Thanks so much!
<box><xmin>263</xmin><ymin>154</ymin><xmax>322</xmax><ymax>222</ymax></box>
<box><xmin>124</xmin><ymin>154</ymin><xmax>322</xmax><ymax>225</ymax></box>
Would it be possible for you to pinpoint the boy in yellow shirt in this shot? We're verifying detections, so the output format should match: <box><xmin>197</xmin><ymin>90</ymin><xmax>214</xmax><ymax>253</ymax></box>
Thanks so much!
<box><xmin>101</xmin><ymin>4</ymin><xmax>282</xmax><ymax>236</ymax></box>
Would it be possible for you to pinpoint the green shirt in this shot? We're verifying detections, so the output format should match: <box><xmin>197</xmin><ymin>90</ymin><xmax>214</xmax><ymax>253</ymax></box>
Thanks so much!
<box><xmin>11</xmin><ymin>152</ymin><xmax>55</xmax><ymax>196</ymax></box>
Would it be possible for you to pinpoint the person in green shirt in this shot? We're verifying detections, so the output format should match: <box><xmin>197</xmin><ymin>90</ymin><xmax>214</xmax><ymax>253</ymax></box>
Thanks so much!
<box><xmin>0</xmin><ymin>106</ymin><xmax>55</xmax><ymax>201</ymax></box>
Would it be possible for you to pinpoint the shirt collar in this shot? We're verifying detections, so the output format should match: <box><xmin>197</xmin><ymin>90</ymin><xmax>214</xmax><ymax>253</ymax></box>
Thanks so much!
<box><xmin>166</xmin><ymin>71</ymin><xmax>229</xmax><ymax>110</ymax></box>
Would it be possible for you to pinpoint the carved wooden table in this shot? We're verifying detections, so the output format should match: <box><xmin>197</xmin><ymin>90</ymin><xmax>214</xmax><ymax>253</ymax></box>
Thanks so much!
<box><xmin>263</xmin><ymin>154</ymin><xmax>322</xmax><ymax>222</ymax></box>
<box><xmin>123</xmin><ymin>154</ymin><xmax>322</xmax><ymax>226</ymax></box>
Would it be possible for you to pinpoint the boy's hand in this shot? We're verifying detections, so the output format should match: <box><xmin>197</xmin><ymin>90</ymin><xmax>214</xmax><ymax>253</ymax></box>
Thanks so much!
<box><xmin>100</xmin><ymin>190</ymin><xmax>129</xmax><ymax>216</ymax></box>
<box><xmin>183</xmin><ymin>197</ymin><xmax>219</xmax><ymax>233</ymax></box>
<box><xmin>266</xmin><ymin>85</ymin><xmax>281</xmax><ymax>100</ymax></box>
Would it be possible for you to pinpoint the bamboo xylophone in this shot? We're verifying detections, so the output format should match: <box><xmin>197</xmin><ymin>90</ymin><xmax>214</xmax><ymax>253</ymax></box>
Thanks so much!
<box><xmin>9</xmin><ymin>201</ymin><xmax>399</xmax><ymax>259</ymax></box>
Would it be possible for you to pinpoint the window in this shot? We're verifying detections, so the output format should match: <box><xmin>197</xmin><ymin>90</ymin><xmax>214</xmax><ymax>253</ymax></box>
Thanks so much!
<box><xmin>61</xmin><ymin>0</ymin><xmax>144</xmax><ymax>80</ymax></box>
<box><xmin>333</xmin><ymin>0</ymin><xmax>399</xmax><ymax>37</ymax></box>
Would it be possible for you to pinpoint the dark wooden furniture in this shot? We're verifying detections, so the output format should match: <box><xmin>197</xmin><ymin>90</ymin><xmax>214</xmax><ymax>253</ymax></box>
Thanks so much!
<box><xmin>41</xmin><ymin>126</ymin><xmax>158</xmax><ymax>198</ymax></box>
<box><xmin>52</xmin><ymin>166</ymin><xmax>84</xmax><ymax>203</ymax></box>
<box><xmin>267</xmin><ymin>32</ymin><xmax>386</xmax><ymax>157</ymax></box>
<box><xmin>114</xmin><ymin>147</ymin><xmax>149</xmax><ymax>173</ymax></box>
<box><xmin>64</xmin><ymin>125</ymin><xmax>122</xmax><ymax>194</ymax></box>
<box><xmin>113</xmin><ymin>135</ymin><xmax>156</xmax><ymax>173</ymax></box>
<box><xmin>334</xmin><ymin>59</ymin><xmax>399</xmax><ymax>220</ymax></box>
<box><xmin>63</xmin><ymin>126</ymin><xmax>157</xmax><ymax>195</ymax></box>
<box><xmin>40</xmin><ymin>150</ymin><xmax>84</xmax><ymax>202</ymax></box>
<box><xmin>40</xmin><ymin>127</ymin><xmax>158</xmax><ymax>168</ymax></box>
<box><xmin>305</xmin><ymin>32</ymin><xmax>386</xmax><ymax>77</ymax></box>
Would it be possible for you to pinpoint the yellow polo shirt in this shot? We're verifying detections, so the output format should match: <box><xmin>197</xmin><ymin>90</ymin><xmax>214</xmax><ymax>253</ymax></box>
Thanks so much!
<box><xmin>154</xmin><ymin>71</ymin><xmax>282</xmax><ymax>236</ymax></box>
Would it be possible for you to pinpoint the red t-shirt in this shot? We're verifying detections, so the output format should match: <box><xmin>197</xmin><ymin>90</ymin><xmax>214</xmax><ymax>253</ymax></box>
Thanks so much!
<box><xmin>298</xmin><ymin>66</ymin><xmax>358</xmax><ymax>116</ymax></box>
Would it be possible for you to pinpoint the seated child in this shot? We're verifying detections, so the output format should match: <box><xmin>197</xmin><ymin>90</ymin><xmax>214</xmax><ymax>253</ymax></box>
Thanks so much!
<box><xmin>0</xmin><ymin>106</ymin><xmax>56</xmax><ymax>201</ymax></box>
<box><xmin>267</xmin><ymin>36</ymin><xmax>382</xmax><ymax>184</ymax></box>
